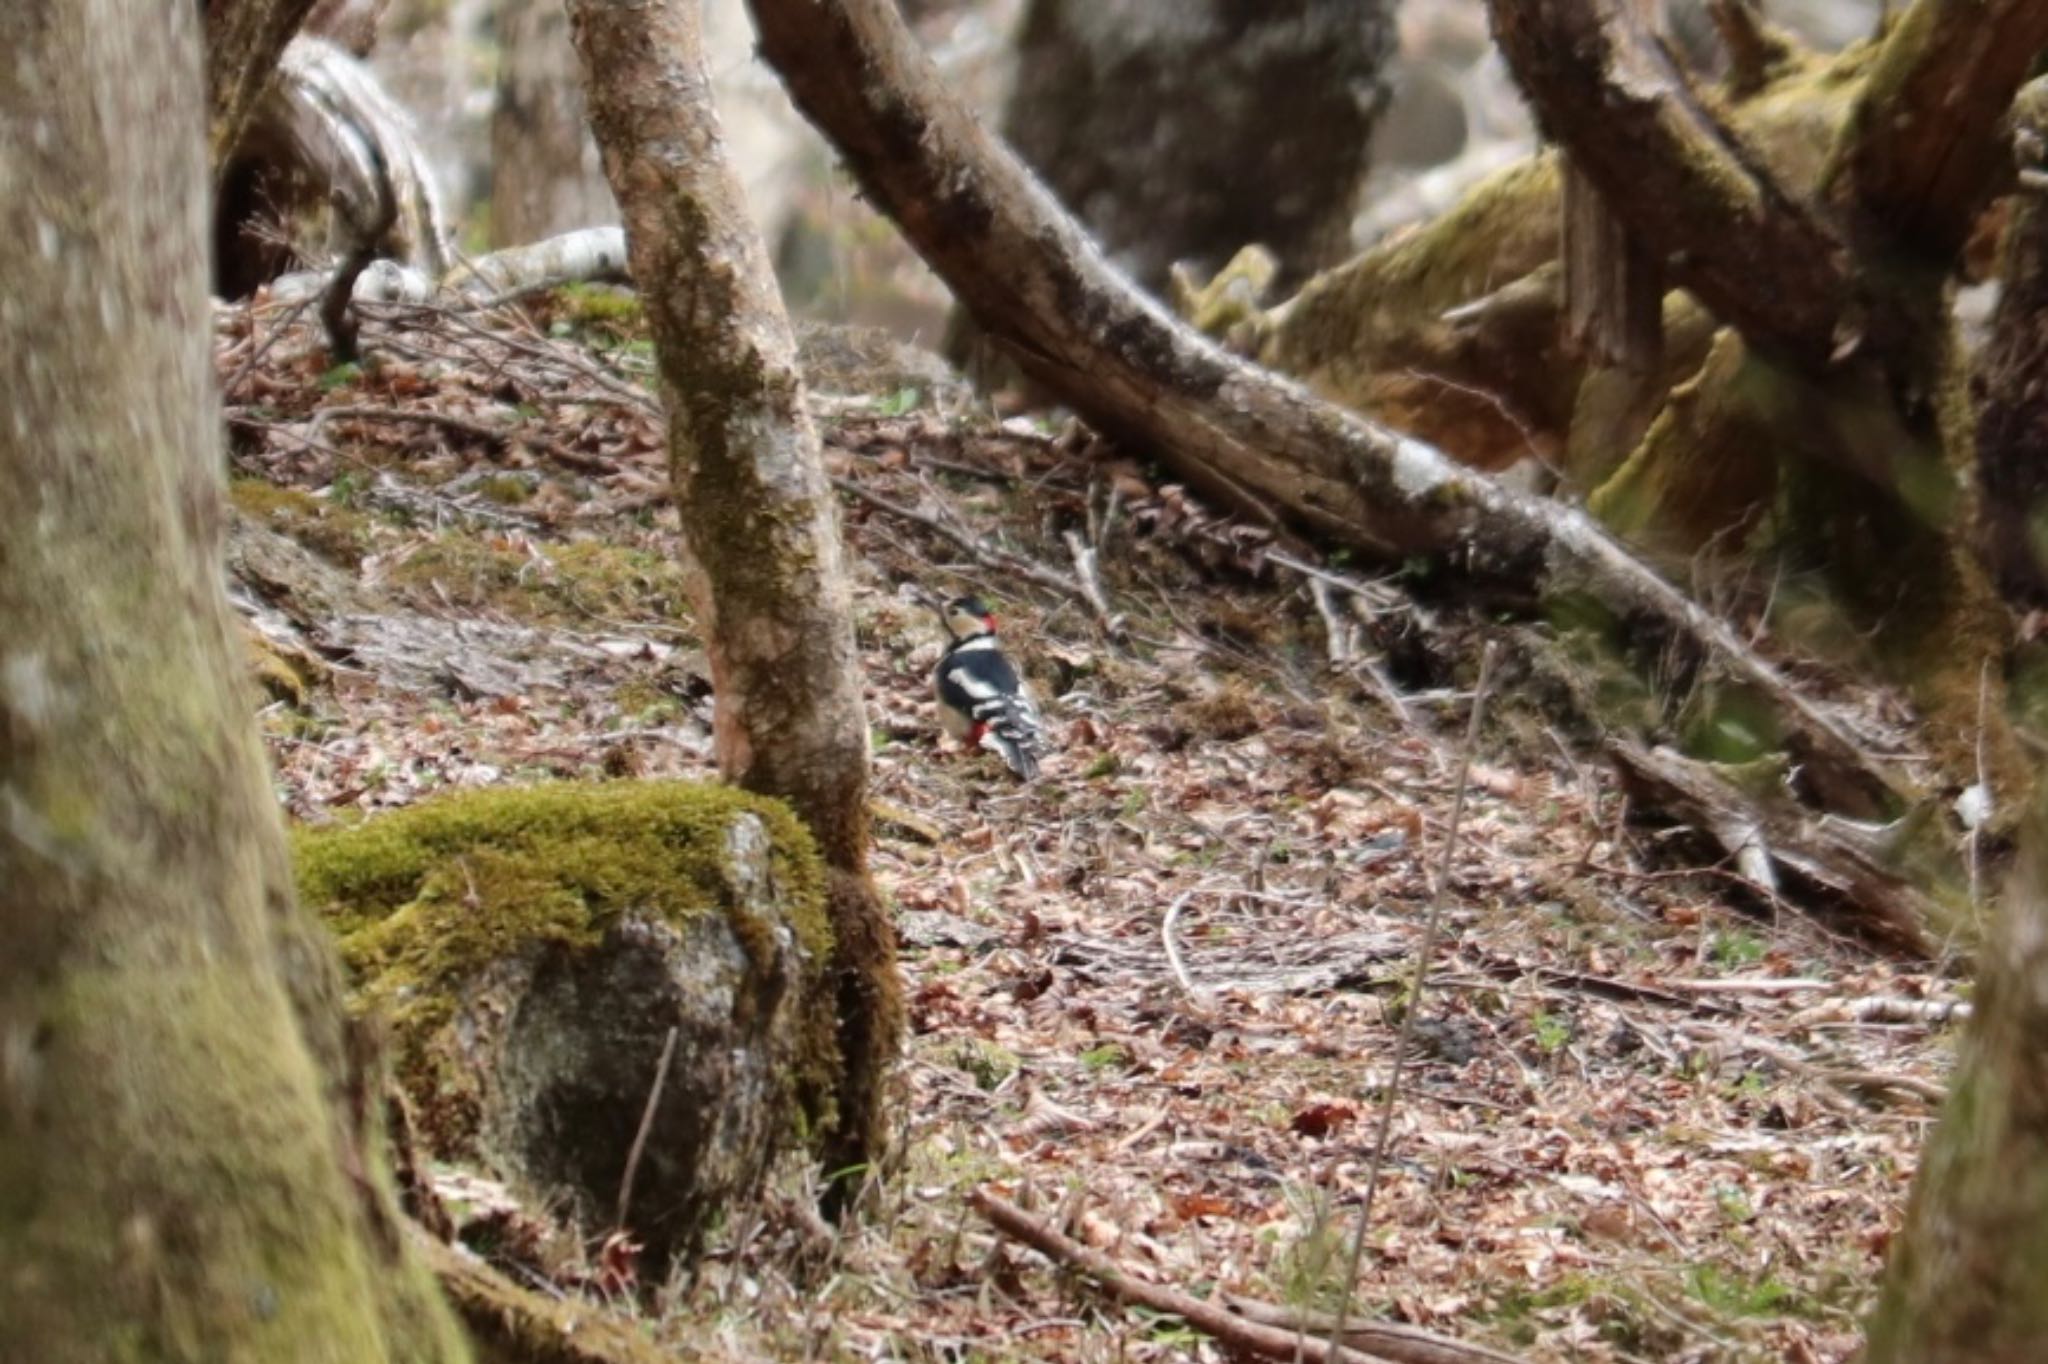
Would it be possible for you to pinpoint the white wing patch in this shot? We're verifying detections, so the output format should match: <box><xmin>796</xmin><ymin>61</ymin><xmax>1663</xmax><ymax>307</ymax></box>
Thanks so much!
<box><xmin>946</xmin><ymin>666</ymin><xmax>1003</xmax><ymax>701</ymax></box>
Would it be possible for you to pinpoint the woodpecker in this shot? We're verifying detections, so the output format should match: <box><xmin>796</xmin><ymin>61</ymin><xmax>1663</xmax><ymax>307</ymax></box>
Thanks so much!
<box><xmin>932</xmin><ymin>594</ymin><xmax>1048</xmax><ymax>779</ymax></box>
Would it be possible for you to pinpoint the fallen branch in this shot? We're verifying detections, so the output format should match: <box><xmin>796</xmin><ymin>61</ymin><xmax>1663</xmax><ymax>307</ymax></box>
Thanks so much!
<box><xmin>743</xmin><ymin>0</ymin><xmax>1915</xmax><ymax>821</ymax></box>
<box><xmin>830</xmin><ymin>474</ymin><xmax>1085</xmax><ymax>603</ymax></box>
<box><xmin>314</xmin><ymin>402</ymin><xmax>614</xmax><ymax>477</ymax></box>
<box><xmin>1609</xmin><ymin>741</ymin><xmax>1944</xmax><ymax>954</ymax></box>
<box><xmin>968</xmin><ymin>1189</ymin><xmax>1524</xmax><ymax>1364</ymax></box>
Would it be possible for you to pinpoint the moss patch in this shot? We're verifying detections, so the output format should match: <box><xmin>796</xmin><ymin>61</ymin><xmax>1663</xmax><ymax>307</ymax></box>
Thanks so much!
<box><xmin>381</xmin><ymin>531</ymin><xmax>695</xmax><ymax>626</ymax></box>
<box><xmin>294</xmin><ymin>781</ymin><xmax>833</xmax><ymax>1148</ymax></box>
<box><xmin>229</xmin><ymin>477</ymin><xmax>374</xmax><ymax>568</ymax></box>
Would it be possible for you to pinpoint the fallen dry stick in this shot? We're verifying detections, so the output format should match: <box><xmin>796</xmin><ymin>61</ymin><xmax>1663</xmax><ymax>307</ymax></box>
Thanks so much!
<box><xmin>969</xmin><ymin>1188</ymin><xmax>1527</xmax><ymax>1364</ymax></box>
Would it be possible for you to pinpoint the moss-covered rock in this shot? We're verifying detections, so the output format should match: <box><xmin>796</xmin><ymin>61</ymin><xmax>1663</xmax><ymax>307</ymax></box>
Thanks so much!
<box><xmin>295</xmin><ymin>781</ymin><xmax>835</xmax><ymax>1264</ymax></box>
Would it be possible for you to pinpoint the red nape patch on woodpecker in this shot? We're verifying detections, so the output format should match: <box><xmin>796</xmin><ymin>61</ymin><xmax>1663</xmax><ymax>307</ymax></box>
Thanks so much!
<box><xmin>969</xmin><ymin>722</ymin><xmax>989</xmax><ymax>743</ymax></box>
<box><xmin>984</xmin><ymin>614</ymin><xmax>998</xmax><ymax>631</ymax></box>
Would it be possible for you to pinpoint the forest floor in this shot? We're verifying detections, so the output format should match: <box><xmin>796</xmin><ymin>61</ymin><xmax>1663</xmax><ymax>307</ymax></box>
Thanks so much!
<box><xmin>217</xmin><ymin>289</ymin><xmax>1963</xmax><ymax>1364</ymax></box>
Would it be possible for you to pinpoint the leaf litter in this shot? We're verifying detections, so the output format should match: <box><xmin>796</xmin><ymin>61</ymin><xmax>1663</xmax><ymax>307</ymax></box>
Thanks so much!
<box><xmin>215</xmin><ymin>288</ymin><xmax>1959</xmax><ymax>1363</ymax></box>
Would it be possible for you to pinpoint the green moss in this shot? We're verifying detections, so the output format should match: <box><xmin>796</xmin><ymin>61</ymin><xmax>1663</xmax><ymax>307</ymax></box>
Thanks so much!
<box><xmin>383</xmin><ymin>531</ymin><xmax>694</xmax><ymax>626</ymax></box>
<box><xmin>294</xmin><ymin>781</ymin><xmax>833</xmax><ymax>1147</ymax></box>
<box><xmin>555</xmin><ymin>282</ymin><xmax>646</xmax><ymax>330</ymax></box>
<box><xmin>229</xmin><ymin>477</ymin><xmax>373</xmax><ymax>568</ymax></box>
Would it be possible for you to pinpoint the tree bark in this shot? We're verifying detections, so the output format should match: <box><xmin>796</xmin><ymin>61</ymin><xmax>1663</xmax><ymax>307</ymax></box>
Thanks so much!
<box><xmin>0</xmin><ymin>3</ymin><xmax>467</xmax><ymax>1359</ymax></box>
<box><xmin>491</xmin><ymin>0</ymin><xmax>615</xmax><ymax>247</ymax></box>
<box><xmin>1863</xmin><ymin>836</ymin><xmax>2048</xmax><ymax>1361</ymax></box>
<box><xmin>1835</xmin><ymin>0</ymin><xmax>2048</xmax><ymax>263</ymax></box>
<box><xmin>567</xmin><ymin>0</ymin><xmax>901</xmax><ymax>1192</ymax></box>
<box><xmin>204</xmin><ymin>0</ymin><xmax>320</xmax><ymax>169</ymax></box>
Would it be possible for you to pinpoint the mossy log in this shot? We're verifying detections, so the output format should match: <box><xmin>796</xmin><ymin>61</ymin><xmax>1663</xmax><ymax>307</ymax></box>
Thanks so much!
<box><xmin>296</xmin><ymin>782</ymin><xmax>835</xmax><ymax>1265</ymax></box>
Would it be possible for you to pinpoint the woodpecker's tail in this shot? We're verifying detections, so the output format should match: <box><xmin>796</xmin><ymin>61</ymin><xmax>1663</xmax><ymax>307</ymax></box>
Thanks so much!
<box><xmin>974</xmin><ymin>699</ymin><xmax>1045</xmax><ymax>780</ymax></box>
<box><xmin>985</xmin><ymin>726</ymin><xmax>1042</xmax><ymax>780</ymax></box>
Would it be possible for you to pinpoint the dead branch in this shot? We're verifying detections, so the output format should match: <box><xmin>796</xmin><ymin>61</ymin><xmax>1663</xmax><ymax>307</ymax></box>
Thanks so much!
<box><xmin>319</xmin><ymin>158</ymin><xmax>396</xmax><ymax>362</ymax></box>
<box><xmin>1219</xmin><ymin>1295</ymin><xmax>1527</xmax><ymax>1364</ymax></box>
<box><xmin>969</xmin><ymin>1189</ymin><xmax>1525</xmax><ymax>1364</ymax></box>
<box><xmin>1609</xmin><ymin>741</ymin><xmax>1944</xmax><ymax>954</ymax></box>
<box><xmin>743</xmin><ymin>0</ymin><xmax>1914</xmax><ymax>819</ymax></box>
<box><xmin>831</xmin><ymin>474</ymin><xmax>1086</xmax><ymax>603</ymax></box>
<box><xmin>1486</xmin><ymin>0</ymin><xmax>1860</xmax><ymax>368</ymax></box>
<box><xmin>615</xmin><ymin>1025</ymin><xmax>679</xmax><ymax>1230</ymax></box>
<box><xmin>314</xmin><ymin>402</ymin><xmax>614</xmax><ymax>476</ymax></box>
<box><xmin>1839</xmin><ymin>0</ymin><xmax>2048</xmax><ymax>261</ymax></box>
<box><xmin>1336</xmin><ymin>644</ymin><xmax>1498</xmax><ymax>1352</ymax></box>
<box><xmin>1061</xmin><ymin>529</ymin><xmax>1122</xmax><ymax>636</ymax></box>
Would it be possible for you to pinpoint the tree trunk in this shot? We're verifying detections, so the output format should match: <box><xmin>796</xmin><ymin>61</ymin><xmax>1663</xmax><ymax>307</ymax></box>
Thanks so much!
<box><xmin>998</xmin><ymin>0</ymin><xmax>1394</xmax><ymax>295</ymax></box>
<box><xmin>567</xmin><ymin>0</ymin><xmax>901</xmax><ymax>1193</ymax></box>
<box><xmin>1862</xmin><ymin>836</ymin><xmax>2048</xmax><ymax>1361</ymax></box>
<box><xmin>491</xmin><ymin>0</ymin><xmax>614</xmax><ymax>247</ymax></box>
<box><xmin>204</xmin><ymin>0</ymin><xmax>320</xmax><ymax>168</ymax></box>
<box><xmin>0</xmin><ymin>4</ymin><xmax>467</xmax><ymax>1359</ymax></box>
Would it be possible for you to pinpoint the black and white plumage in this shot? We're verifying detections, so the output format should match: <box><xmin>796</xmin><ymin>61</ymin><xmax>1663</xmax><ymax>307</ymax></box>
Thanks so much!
<box><xmin>933</xmin><ymin>595</ymin><xmax>1048</xmax><ymax>779</ymax></box>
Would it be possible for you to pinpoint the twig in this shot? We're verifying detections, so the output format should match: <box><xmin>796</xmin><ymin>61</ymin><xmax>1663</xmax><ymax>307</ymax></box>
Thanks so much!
<box><xmin>315</xmin><ymin>403</ymin><xmax>615</xmax><ymax>477</ymax></box>
<box><xmin>1308</xmin><ymin>577</ymin><xmax>1354</xmax><ymax>665</ymax></box>
<box><xmin>1061</xmin><ymin>529</ymin><xmax>1123</xmax><ymax>636</ymax></box>
<box><xmin>1219</xmin><ymin>1294</ymin><xmax>1525</xmax><ymax>1364</ymax></box>
<box><xmin>1328</xmin><ymin>641</ymin><xmax>1499</xmax><ymax>1357</ymax></box>
<box><xmin>969</xmin><ymin>1189</ymin><xmax>1524</xmax><ymax>1364</ymax></box>
<box><xmin>1160</xmin><ymin>892</ymin><xmax>1202</xmax><ymax>1004</ymax></box>
<box><xmin>225</xmin><ymin>290</ymin><xmax>322</xmax><ymax>401</ymax></box>
<box><xmin>616</xmin><ymin>1025</ymin><xmax>680</xmax><ymax>1229</ymax></box>
<box><xmin>1656</xmin><ymin>975</ymin><xmax>1830</xmax><ymax>995</ymax></box>
<box><xmin>831</xmin><ymin>474</ymin><xmax>1085</xmax><ymax>602</ymax></box>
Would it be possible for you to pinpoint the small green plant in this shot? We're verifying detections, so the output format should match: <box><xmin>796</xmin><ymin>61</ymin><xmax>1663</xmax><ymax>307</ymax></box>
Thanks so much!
<box><xmin>318</xmin><ymin>361</ymin><xmax>362</xmax><ymax>391</ymax></box>
<box><xmin>1532</xmin><ymin>1010</ymin><xmax>1572</xmax><ymax>1054</ymax></box>
<box><xmin>1686</xmin><ymin>1263</ymin><xmax>1798</xmax><ymax>1318</ymax></box>
<box><xmin>875</xmin><ymin>385</ymin><xmax>922</xmax><ymax>416</ymax></box>
<box><xmin>1079</xmin><ymin>1043</ymin><xmax>1128</xmax><ymax>1072</ymax></box>
<box><xmin>1713</xmin><ymin>1184</ymin><xmax>1755</xmax><ymax>1224</ymax></box>
<box><xmin>1709</xmin><ymin>928</ymin><xmax>1768</xmax><ymax>969</ymax></box>
<box><xmin>1267</xmin><ymin>1185</ymin><xmax>1353</xmax><ymax>1316</ymax></box>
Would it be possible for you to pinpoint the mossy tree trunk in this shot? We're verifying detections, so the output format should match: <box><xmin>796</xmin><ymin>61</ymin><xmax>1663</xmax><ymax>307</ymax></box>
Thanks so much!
<box><xmin>203</xmin><ymin>0</ymin><xmax>320</xmax><ymax>169</ymax></box>
<box><xmin>1863</xmin><ymin>838</ymin><xmax>2048</xmax><ymax>1361</ymax></box>
<box><xmin>567</xmin><ymin>0</ymin><xmax>902</xmax><ymax>1195</ymax></box>
<box><xmin>0</xmin><ymin>3</ymin><xmax>467</xmax><ymax>1360</ymax></box>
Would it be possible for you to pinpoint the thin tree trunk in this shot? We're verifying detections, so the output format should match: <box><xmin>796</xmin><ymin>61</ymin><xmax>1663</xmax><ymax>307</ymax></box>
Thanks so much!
<box><xmin>491</xmin><ymin>0</ymin><xmax>614</xmax><ymax>246</ymax></box>
<box><xmin>0</xmin><ymin>4</ymin><xmax>467</xmax><ymax>1358</ymax></box>
<box><xmin>567</xmin><ymin>0</ymin><xmax>901</xmax><ymax>1192</ymax></box>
